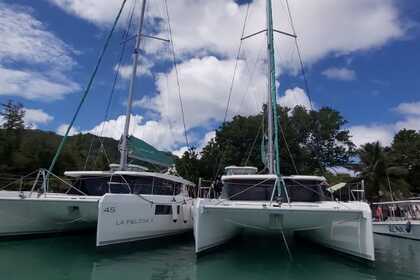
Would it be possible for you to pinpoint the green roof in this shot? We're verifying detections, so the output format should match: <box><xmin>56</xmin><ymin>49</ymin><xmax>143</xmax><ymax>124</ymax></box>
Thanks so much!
<box><xmin>127</xmin><ymin>136</ymin><xmax>174</xmax><ymax>167</ymax></box>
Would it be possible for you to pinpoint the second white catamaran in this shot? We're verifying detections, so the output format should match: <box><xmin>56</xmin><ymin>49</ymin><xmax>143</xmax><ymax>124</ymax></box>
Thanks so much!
<box><xmin>193</xmin><ymin>0</ymin><xmax>375</xmax><ymax>261</ymax></box>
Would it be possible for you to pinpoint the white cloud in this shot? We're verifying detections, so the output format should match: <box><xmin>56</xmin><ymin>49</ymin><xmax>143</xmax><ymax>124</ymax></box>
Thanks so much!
<box><xmin>349</xmin><ymin>124</ymin><xmax>394</xmax><ymax>147</ymax></box>
<box><xmin>57</xmin><ymin>123</ymin><xmax>80</xmax><ymax>136</ymax></box>
<box><xmin>394</xmin><ymin>101</ymin><xmax>420</xmax><ymax>116</ymax></box>
<box><xmin>172</xmin><ymin>146</ymin><xmax>188</xmax><ymax>158</ymax></box>
<box><xmin>327</xmin><ymin>166</ymin><xmax>357</xmax><ymax>177</ymax></box>
<box><xmin>0</xmin><ymin>67</ymin><xmax>79</xmax><ymax>100</ymax></box>
<box><xmin>278</xmin><ymin>87</ymin><xmax>312</xmax><ymax>110</ymax></box>
<box><xmin>349</xmin><ymin>100</ymin><xmax>420</xmax><ymax>147</ymax></box>
<box><xmin>23</xmin><ymin>108</ymin><xmax>54</xmax><ymax>128</ymax></box>
<box><xmin>86</xmin><ymin>115</ymin><xmax>186</xmax><ymax>151</ymax></box>
<box><xmin>50</xmin><ymin>0</ymin><xmax>405</xmax><ymax>69</ymax></box>
<box><xmin>0</xmin><ymin>3</ymin><xmax>79</xmax><ymax>101</ymax></box>
<box><xmin>0</xmin><ymin>3</ymin><xmax>75</xmax><ymax>68</ymax></box>
<box><xmin>49</xmin><ymin>0</ymin><xmax>126</xmax><ymax>26</ymax></box>
<box><xmin>322</xmin><ymin>67</ymin><xmax>356</xmax><ymax>81</ymax></box>
<box><xmin>115</xmin><ymin>56</ymin><xmax>154</xmax><ymax>79</ymax></box>
<box><xmin>139</xmin><ymin>56</ymin><xmax>266</xmax><ymax>130</ymax></box>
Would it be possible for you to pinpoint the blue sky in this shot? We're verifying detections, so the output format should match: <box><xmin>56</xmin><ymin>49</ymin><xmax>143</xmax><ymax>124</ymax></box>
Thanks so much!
<box><xmin>0</xmin><ymin>0</ymin><xmax>419</xmax><ymax>155</ymax></box>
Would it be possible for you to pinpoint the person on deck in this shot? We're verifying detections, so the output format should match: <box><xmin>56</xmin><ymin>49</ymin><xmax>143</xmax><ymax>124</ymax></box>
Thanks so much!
<box><xmin>375</xmin><ymin>206</ymin><xmax>383</xmax><ymax>221</ymax></box>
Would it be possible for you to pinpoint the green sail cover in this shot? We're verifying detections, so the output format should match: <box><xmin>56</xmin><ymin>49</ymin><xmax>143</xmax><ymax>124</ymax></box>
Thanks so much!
<box><xmin>127</xmin><ymin>136</ymin><xmax>174</xmax><ymax>167</ymax></box>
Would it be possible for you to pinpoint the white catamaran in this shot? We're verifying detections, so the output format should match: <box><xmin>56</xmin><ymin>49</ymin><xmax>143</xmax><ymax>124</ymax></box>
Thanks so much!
<box><xmin>0</xmin><ymin>0</ymin><xmax>195</xmax><ymax>243</ymax></box>
<box><xmin>193</xmin><ymin>0</ymin><xmax>375</xmax><ymax>261</ymax></box>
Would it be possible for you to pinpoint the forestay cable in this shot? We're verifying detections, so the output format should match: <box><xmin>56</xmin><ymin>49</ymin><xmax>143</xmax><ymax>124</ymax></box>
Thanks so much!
<box><xmin>164</xmin><ymin>0</ymin><xmax>190</xmax><ymax>149</ymax></box>
<box><xmin>84</xmin><ymin>0</ymin><xmax>138</xmax><ymax>170</ymax></box>
<box><xmin>48</xmin><ymin>0</ymin><xmax>128</xmax><ymax>173</ymax></box>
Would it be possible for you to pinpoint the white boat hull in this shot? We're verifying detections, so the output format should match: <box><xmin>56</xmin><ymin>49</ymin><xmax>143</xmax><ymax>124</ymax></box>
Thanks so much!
<box><xmin>96</xmin><ymin>193</ymin><xmax>193</xmax><ymax>246</ymax></box>
<box><xmin>373</xmin><ymin>220</ymin><xmax>420</xmax><ymax>240</ymax></box>
<box><xmin>193</xmin><ymin>199</ymin><xmax>375</xmax><ymax>261</ymax></box>
<box><xmin>0</xmin><ymin>191</ymin><xmax>99</xmax><ymax>237</ymax></box>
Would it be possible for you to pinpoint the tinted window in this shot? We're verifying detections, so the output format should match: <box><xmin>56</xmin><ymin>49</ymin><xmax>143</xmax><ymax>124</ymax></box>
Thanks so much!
<box><xmin>153</xmin><ymin>178</ymin><xmax>182</xmax><ymax>195</ymax></box>
<box><xmin>155</xmin><ymin>205</ymin><xmax>172</xmax><ymax>215</ymax></box>
<box><xmin>122</xmin><ymin>176</ymin><xmax>153</xmax><ymax>194</ymax></box>
<box><xmin>72</xmin><ymin>176</ymin><xmax>111</xmax><ymax>195</ymax></box>
<box><xmin>284</xmin><ymin>179</ymin><xmax>327</xmax><ymax>202</ymax></box>
<box><xmin>222</xmin><ymin>179</ymin><xmax>277</xmax><ymax>201</ymax></box>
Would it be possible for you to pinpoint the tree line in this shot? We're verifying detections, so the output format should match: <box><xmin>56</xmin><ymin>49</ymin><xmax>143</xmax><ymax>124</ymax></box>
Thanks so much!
<box><xmin>1</xmin><ymin>100</ymin><xmax>419</xmax><ymax>201</ymax></box>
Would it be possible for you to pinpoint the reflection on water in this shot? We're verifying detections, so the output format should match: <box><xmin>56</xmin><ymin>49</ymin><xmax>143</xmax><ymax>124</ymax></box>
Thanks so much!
<box><xmin>0</xmin><ymin>232</ymin><xmax>419</xmax><ymax>280</ymax></box>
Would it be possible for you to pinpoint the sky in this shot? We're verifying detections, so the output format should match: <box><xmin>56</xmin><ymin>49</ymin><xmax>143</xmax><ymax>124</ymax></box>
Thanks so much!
<box><xmin>0</xmin><ymin>0</ymin><xmax>419</xmax><ymax>157</ymax></box>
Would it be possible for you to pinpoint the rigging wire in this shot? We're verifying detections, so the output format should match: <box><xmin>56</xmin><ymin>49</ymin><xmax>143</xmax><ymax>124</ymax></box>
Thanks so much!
<box><xmin>284</xmin><ymin>0</ymin><xmax>314</xmax><ymax>109</ymax></box>
<box><xmin>222</xmin><ymin>3</ymin><xmax>251</xmax><ymax>123</ymax></box>
<box><xmin>212</xmin><ymin>3</ymin><xmax>251</xmax><ymax>182</ymax></box>
<box><xmin>47</xmin><ymin>0</ymin><xmax>128</xmax><ymax>174</ymax></box>
<box><xmin>84</xmin><ymin>0</ymin><xmax>138</xmax><ymax>170</ymax></box>
<box><xmin>283</xmin><ymin>0</ymin><xmax>326</xmax><ymax>174</ymax></box>
<box><xmin>164</xmin><ymin>0</ymin><xmax>190</xmax><ymax>149</ymax></box>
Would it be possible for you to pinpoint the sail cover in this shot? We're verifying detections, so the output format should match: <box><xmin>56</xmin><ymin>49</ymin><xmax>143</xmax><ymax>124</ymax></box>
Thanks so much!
<box><xmin>127</xmin><ymin>136</ymin><xmax>174</xmax><ymax>167</ymax></box>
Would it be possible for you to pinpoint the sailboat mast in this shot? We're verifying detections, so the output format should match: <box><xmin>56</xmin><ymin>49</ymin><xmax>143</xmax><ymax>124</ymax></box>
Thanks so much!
<box><xmin>265</xmin><ymin>0</ymin><xmax>280</xmax><ymax>175</ymax></box>
<box><xmin>120</xmin><ymin>0</ymin><xmax>147</xmax><ymax>170</ymax></box>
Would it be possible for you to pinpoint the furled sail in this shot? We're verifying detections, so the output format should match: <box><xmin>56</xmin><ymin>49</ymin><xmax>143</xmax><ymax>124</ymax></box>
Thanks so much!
<box><xmin>127</xmin><ymin>136</ymin><xmax>174</xmax><ymax>167</ymax></box>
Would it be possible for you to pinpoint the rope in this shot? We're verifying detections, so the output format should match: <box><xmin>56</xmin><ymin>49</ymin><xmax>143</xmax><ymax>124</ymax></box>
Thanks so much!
<box><xmin>48</xmin><ymin>0</ymin><xmax>128</xmax><ymax>174</ymax></box>
<box><xmin>164</xmin><ymin>0</ymin><xmax>189</xmax><ymax>149</ymax></box>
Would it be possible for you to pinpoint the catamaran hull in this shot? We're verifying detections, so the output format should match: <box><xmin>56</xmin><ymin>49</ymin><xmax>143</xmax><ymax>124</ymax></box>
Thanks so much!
<box><xmin>373</xmin><ymin>221</ymin><xmax>420</xmax><ymax>240</ymax></box>
<box><xmin>193</xmin><ymin>199</ymin><xmax>375</xmax><ymax>261</ymax></box>
<box><xmin>96</xmin><ymin>194</ymin><xmax>193</xmax><ymax>246</ymax></box>
<box><xmin>0</xmin><ymin>191</ymin><xmax>99</xmax><ymax>237</ymax></box>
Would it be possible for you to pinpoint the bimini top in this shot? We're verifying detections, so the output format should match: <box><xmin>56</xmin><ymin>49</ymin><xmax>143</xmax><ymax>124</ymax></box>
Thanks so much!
<box><xmin>64</xmin><ymin>170</ymin><xmax>195</xmax><ymax>186</ymax></box>
<box><xmin>127</xmin><ymin>136</ymin><xmax>175</xmax><ymax>168</ymax></box>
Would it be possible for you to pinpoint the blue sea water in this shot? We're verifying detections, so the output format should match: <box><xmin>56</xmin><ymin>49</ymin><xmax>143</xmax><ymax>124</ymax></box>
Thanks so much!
<box><xmin>0</xmin><ymin>232</ymin><xmax>418</xmax><ymax>280</ymax></box>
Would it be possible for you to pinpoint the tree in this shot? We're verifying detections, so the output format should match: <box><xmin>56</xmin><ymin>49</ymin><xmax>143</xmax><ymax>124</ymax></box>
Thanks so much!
<box><xmin>356</xmin><ymin>142</ymin><xmax>410</xmax><ymax>201</ymax></box>
<box><xmin>387</xmin><ymin>129</ymin><xmax>420</xmax><ymax>194</ymax></box>
<box><xmin>177</xmin><ymin>105</ymin><xmax>356</xmax><ymax>182</ymax></box>
<box><xmin>0</xmin><ymin>100</ymin><xmax>25</xmax><ymax>130</ymax></box>
<box><xmin>175</xmin><ymin>148</ymin><xmax>202</xmax><ymax>184</ymax></box>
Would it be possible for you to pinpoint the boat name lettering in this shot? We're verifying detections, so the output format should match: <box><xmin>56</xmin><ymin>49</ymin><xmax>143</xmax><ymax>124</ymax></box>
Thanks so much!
<box><xmin>388</xmin><ymin>224</ymin><xmax>411</xmax><ymax>234</ymax></box>
<box><xmin>116</xmin><ymin>218</ymin><xmax>153</xmax><ymax>225</ymax></box>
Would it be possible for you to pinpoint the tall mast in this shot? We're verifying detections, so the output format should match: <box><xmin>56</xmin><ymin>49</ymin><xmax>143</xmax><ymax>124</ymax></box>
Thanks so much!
<box><xmin>119</xmin><ymin>0</ymin><xmax>147</xmax><ymax>170</ymax></box>
<box><xmin>265</xmin><ymin>0</ymin><xmax>280</xmax><ymax>175</ymax></box>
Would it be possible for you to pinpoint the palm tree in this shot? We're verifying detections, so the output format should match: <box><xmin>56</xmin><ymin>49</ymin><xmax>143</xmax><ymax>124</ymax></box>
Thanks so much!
<box><xmin>357</xmin><ymin>142</ymin><xmax>410</xmax><ymax>201</ymax></box>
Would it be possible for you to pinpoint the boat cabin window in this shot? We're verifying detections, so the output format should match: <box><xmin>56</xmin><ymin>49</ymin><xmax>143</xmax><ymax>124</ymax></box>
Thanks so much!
<box><xmin>155</xmin><ymin>205</ymin><xmax>172</xmax><ymax>215</ymax></box>
<box><xmin>71</xmin><ymin>175</ymin><xmax>182</xmax><ymax>196</ymax></box>
<box><xmin>221</xmin><ymin>178</ymin><xmax>328</xmax><ymax>202</ymax></box>
<box><xmin>283</xmin><ymin>179</ymin><xmax>327</xmax><ymax>202</ymax></box>
<box><xmin>72</xmin><ymin>176</ymin><xmax>112</xmax><ymax>195</ymax></box>
<box><xmin>222</xmin><ymin>179</ymin><xmax>277</xmax><ymax>201</ymax></box>
<box><xmin>152</xmin><ymin>178</ymin><xmax>182</xmax><ymax>195</ymax></box>
<box><xmin>120</xmin><ymin>176</ymin><xmax>153</xmax><ymax>194</ymax></box>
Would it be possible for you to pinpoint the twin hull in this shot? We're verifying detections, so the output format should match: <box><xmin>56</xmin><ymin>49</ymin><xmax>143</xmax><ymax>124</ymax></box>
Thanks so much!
<box><xmin>0</xmin><ymin>191</ymin><xmax>376</xmax><ymax>262</ymax></box>
<box><xmin>0</xmin><ymin>191</ymin><xmax>99</xmax><ymax>236</ymax></box>
<box><xmin>0</xmin><ymin>191</ymin><xmax>193</xmax><ymax>245</ymax></box>
<box><xmin>193</xmin><ymin>199</ymin><xmax>375</xmax><ymax>261</ymax></box>
<box><xmin>96</xmin><ymin>194</ymin><xmax>193</xmax><ymax>246</ymax></box>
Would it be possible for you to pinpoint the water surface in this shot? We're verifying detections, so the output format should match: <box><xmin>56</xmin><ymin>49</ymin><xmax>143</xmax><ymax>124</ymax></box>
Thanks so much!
<box><xmin>0</xmin><ymin>233</ymin><xmax>419</xmax><ymax>280</ymax></box>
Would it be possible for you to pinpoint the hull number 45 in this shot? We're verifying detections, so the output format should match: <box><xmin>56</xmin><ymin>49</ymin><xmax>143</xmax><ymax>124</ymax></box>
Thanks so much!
<box><xmin>103</xmin><ymin>207</ymin><xmax>116</xmax><ymax>213</ymax></box>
